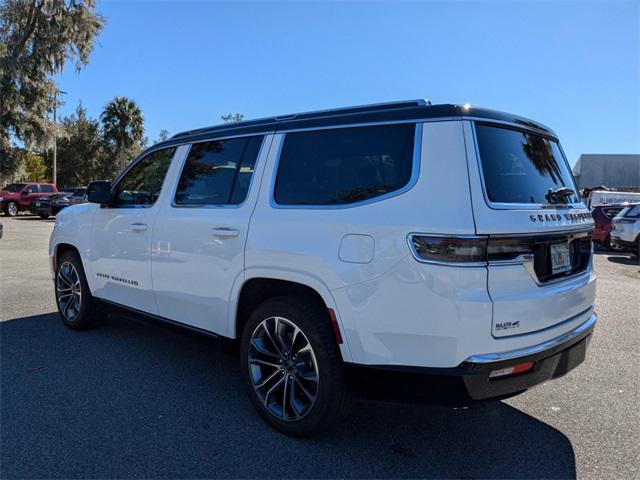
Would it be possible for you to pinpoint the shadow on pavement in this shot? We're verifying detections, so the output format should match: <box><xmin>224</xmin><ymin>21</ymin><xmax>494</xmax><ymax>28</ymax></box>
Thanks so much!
<box><xmin>1</xmin><ymin>312</ymin><xmax>576</xmax><ymax>479</ymax></box>
<box><xmin>606</xmin><ymin>255</ymin><xmax>639</xmax><ymax>266</ymax></box>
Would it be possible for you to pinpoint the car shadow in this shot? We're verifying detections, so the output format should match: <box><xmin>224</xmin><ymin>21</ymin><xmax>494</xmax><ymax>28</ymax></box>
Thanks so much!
<box><xmin>11</xmin><ymin>215</ymin><xmax>56</xmax><ymax>222</ymax></box>
<box><xmin>1</xmin><ymin>312</ymin><xmax>577</xmax><ymax>479</ymax></box>
<box><xmin>606</xmin><ymin>255</ymin><xmax>639</xmax><ymax>266</ymax></box>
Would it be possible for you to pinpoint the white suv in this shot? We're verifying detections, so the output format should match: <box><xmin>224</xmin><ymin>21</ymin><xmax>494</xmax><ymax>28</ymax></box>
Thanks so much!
<box><xmin>610</xmin><ymin>203</ymin><xmax>640</xmax><ymax>255</ymax></box>
<box><xmin>50</xmin><ymin>100</ymin><xmax>597</xmax><ymax>435</ymax></box>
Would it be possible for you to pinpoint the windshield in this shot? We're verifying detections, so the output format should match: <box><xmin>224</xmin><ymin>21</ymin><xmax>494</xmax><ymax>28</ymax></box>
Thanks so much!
<box><xmin>2</xmin><ymin>183</ymin><xmax>26</xmax><ymax>192</ymax></box>
<box><xmin>475</xmin><ymin>124</ymin><xmax>578</xmax><ymax>205</ymax></box>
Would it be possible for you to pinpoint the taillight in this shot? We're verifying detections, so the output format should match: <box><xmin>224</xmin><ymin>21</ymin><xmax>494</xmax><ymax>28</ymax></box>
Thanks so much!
<box><xmin>409</xmin><ymin>235</ymin><xmax>534</xmax><ymax>265</ymax></box>
<box><xmin>410</xmin><ymin>236</ymin><xmax>487</xmax><ymax>264</ymax></box>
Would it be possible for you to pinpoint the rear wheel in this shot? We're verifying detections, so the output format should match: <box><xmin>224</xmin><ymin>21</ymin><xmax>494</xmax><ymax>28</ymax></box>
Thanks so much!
<box><xmin>55</xmin><ymin>251</ymin><xmax>106</xmax><ymax>329</ymax></box>
<box><xmin>240</xmin><ymin>296</ymin><xmax>350</xmax><ymax>436</ymax></box>
<box><xmin>4</xmin><ymin>201</ymin><xmax>18</xmax><ymax>217</ymax></box>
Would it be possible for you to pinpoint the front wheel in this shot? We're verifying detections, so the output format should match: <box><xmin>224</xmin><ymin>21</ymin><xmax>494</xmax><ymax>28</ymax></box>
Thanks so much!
<box><xmin>55</xmin><ymin>251</ymin><xmax>106</xmax><ymax>329</ymax></box>
<box><xmin>240</xmin><ymin>296</ymin><xmax>350</xmax><ymax>436</ymax></box>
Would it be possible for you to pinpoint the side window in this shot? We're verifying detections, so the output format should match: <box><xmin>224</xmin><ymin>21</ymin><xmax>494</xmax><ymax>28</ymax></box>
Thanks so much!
<box><xmin>40</xmin><ymin>185</ymin><xmax>54</xmax><ymax>193</ymax></box>
<box><xmin>112</xmin><ymin>147</ymin><xmax>176</xmax><ymax>207</ymax></box>
<box><xmin>274</xmin><ymin>124</ymin><xmax>415</xmax><ymax>206</ymax></box>
<box><xmin>24</xmin><ymin>185</ymin><xmax>38</xmax><ymax>194</ymax></box>
<box><xmin>175</xmin><ymin>136</ymin><xmax>263</xmax><ymax>206</ymax></box>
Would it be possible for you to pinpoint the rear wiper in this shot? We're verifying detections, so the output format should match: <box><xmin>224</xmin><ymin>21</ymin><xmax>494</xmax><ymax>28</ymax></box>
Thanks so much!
<box><xmin>545</xmin><ymin>187</ymin><xmax>575</xmax><ymax>204</ymax></box>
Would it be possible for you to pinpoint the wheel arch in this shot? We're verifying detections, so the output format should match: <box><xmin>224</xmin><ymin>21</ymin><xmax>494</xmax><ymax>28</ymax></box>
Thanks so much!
<box><xmin>230</xmin><ymin>272</ymin><xmax>352</xmax><ymax>362</ymax></box>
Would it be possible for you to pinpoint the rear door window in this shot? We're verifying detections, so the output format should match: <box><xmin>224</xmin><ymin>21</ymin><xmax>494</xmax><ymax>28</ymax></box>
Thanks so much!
<box><xmin>475</xmin><ymin>124</ymin><xmax>578</xmax><ymax>205</ymax></box>
<box><xmin>175</xmin><ymin>136</ymin><xmax>263</xmax><ymax>206</ymax></box>
<box><xmin>274</xmin><ymin>124</ymin><xmax>415</xmax><ymax>206</ymax></box>
<box><xmin>40</xmin><ymin>185</ymin><xmax>55</xmax><ymax>193</ymax></box>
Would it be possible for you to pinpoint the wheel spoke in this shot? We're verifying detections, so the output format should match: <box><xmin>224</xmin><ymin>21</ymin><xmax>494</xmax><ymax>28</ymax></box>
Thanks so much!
<box><xmin>263</xmin><ymin>375</ymin><xmax>285</xmax><ymax>407</ymax></box>
<box><xmin>255</xmin><ymin>367</ymin><xmax>285</xmax><ymax>389</ymax></box>
<box><xmin>273</xmin><ymin>318</ymin><xmax>290</xmax><ymax>354</ymax></box>
<box><xmin>262</xmin><ymin>321</ymin><xmax>285</xmax><ymax>357</ymax></box>
<box><xmin>250</xmin><ymin>337</ymin><xmax>280</xmax><ymax>359</ymax></box>
<box><xmin>249</xmin><ymin>358</ymin><xmax>281</xmax><ymax>369</ymax></box>
<box><xmin>292</xmin><ymin>374</ymin><xmax>316</xmax><ymax>400</ymax></box>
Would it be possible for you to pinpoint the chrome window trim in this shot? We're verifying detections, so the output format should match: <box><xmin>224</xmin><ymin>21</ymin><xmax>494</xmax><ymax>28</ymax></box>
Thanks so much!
<box><xmin>470</xmin><ymin>121</ymin><xmax>585</xmax><ymax>211</ymax></box>
<box><xmin>170</xmin><ymin>134</ymin><xmax>270</xmax><ymax>210</ymax></box>
<box><xmin>269</xmin><ymin>122</ymin><xmax>423</xmax><ymax>210</ymax></box>
<box><xmin>465</xmin><ymin>311</ymin><xmax>596</xmax><ymax>363</ymax></box>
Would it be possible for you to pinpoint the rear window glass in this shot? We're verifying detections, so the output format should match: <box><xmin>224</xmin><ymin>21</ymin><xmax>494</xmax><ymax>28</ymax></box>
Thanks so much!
<box><xmin>475</xmin><ymin>124</ymin><xmax>578</xmax><ymax>205</ymax></box>
<box><xmin>40</xmin><ymin>185</ymin><xmax>55</xmax><ymax>193</ymax></box>
<box><xmin>274</xmin><ymin>124</ymin><xmax>415</xmax><ymax>205</ymax></box>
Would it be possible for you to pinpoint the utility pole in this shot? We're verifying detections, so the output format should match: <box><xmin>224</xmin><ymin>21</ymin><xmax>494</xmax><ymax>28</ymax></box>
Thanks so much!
<box><xmin>52</xmin><ymin>89</ymin><xmax>66</xmax><ymax>186</ymax></box>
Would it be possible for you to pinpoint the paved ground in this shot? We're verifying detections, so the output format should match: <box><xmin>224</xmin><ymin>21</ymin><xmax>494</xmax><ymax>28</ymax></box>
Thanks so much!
<box><xmin>1</xmin><ymin>216</ymin><xmax>639</xmax><ymax>479</ymax></box>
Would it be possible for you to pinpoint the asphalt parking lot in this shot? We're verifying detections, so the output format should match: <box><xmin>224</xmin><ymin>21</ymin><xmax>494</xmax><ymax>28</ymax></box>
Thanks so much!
<box><xmin>1</xmin><ymin>216</ymin><xmax>639</xmax><ymax>479</ymax></box>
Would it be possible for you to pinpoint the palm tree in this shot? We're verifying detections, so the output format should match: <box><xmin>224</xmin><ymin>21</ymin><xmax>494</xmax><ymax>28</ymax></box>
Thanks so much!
<box><xmin>100</xmin><ymin>96</ymin><xmax>144</xmax><ymax>170</ymax></box>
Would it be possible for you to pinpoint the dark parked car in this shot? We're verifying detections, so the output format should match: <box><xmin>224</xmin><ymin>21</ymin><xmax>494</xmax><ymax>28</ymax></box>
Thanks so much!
<box><xmin>33</xmin><ymin>193</ymin><xmax>70</xmax><ymax>219</ymax></box>
<box><xmin>591</xmin><ymin>204</ymin><xmax>626</xmax><ymax>249</ymax></box>
<box><xmin>0</xmin><ymin>183</ymin><xmax>58</xmax><ymax>216</ymax></box>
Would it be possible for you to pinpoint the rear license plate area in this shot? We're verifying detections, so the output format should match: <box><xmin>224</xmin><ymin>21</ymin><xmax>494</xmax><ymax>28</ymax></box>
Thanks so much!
<box><xmin>550</xmin><ymin>243</ymin><xmax>572</xmax><ymax>274</ymax></box>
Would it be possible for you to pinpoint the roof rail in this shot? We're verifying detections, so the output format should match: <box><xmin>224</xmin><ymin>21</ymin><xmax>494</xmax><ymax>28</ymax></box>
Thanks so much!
<box><xmin>171</xmin><ymin>99</ymin><xmax>432</xmax><ymax>139</ymax></box>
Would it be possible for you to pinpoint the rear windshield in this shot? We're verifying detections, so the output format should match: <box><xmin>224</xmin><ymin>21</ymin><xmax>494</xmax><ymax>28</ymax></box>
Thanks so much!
<box><xmin>2</xmin><ymin>183</ymin><xmax>26</xmax><ymax>192</ymax></box>
<box><xmin>475</xmin><ymin>124</ymin><xmax>578</xmax><ymax>205</ymax></box>
<box><xmin>620</xmin><ymin>204</ymin><xmax>640</xmax><ymax>218</ymax></box>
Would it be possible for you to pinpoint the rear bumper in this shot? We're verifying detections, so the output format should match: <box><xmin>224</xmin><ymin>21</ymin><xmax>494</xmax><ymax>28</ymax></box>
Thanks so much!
<box><xmin>610</xmin><ymin>236</ymin><xmax>638</xmax><ymax>252</ymax></box>
<box><xmin>346</xmin><ymin>314</ymin><xmax>596</xmax><ymax>405</ymax></box>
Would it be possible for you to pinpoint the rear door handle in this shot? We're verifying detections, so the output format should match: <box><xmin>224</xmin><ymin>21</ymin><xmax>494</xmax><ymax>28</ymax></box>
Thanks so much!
<box><xmin>129</xmin><ymin>223</ymin><xmax>148</xmax><ymax>232</ymax></box>
<box><xmin>212</xmin><ymin>227</ymin><xmax>239</xmax><ymax>237</ymax></box>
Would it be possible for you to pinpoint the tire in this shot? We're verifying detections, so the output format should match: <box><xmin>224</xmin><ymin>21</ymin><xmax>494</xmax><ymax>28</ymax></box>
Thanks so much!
<box><xmin>240</xmin><ymin>296</ymin><xmax>350</xmax><ymax>436</ymax></box>
<box><xmin>39</xmin><ymin>214</ymin><xmax>49</xmax><ymax>219</ymax></box>
<box><xmin>4</xmin><ymin>201</ymin><xmax>18</xmax><ymax>217</ymax></box>
<box><xmin>55</xmin><ymin>250</ymin><xmax>106</xmax><ymax>330</ymax></box>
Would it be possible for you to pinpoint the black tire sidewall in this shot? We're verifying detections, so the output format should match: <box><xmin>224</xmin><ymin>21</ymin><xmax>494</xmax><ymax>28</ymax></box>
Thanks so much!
<box><xmin>239</xmin><ymin>296</ymin><xmax>348</xmax><ymax>436</ymax></box>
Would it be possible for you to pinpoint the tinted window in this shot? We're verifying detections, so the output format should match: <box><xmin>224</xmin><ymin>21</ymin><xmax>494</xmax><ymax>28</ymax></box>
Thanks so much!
<box><xmin>175</xmin><ymin>136</ymin><xmax>263</xmax><ymax>206</ymax></box>
<box><xmin>274</xmin><ymin>124</ymin><xmax>415</xmax><ymax>205</ymax></box>
<box><xmin>476</xmin><ymin>124</ymin><xmax>578</xmax><ymax>205</ymax></box>
<box><xmin>24</xmin><ymin>185</ymin><xmax>38</xmax><ymax>193</ymax></box>
<box><xmin>40</xmin><ymin>185</ymin><xmax>54</xmax><ymax>193</ymax></box>
<box><xmin>603</xmin><ymin>207</ymin><xmax>623</xmax><ymax>219</ymax></box>
<box><xmin>112</xmin><ymin>148</ymin><xmax>176</xmax><ymax>207</ymax></box>
<box><xmin>623</xmin><ymin>204</ymin><xmax>640</xmax><ymax>218</ymax></box>
<box><xmin>3</xmin><ymin>183</ymin><xmax>26</xmax><ymax>192</ymax></box>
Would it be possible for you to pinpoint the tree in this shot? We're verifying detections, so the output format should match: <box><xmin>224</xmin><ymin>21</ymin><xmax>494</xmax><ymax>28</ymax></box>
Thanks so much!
<box><xmin>100</xmin><ymin>96</ymin><xmax>145</xmax><ymax>170</ymax></box>
<box><xmin>221</xmin><ymin>113</ymin><xmax>244</xmax><ymax>124</ymax></box>
<box><xmin>156</xmin><ymin>128</ymin><xmax>170</xmax><ymax>143</ymax></box>
<box><xmin>0</xmin><ymin>0</ymin><xmax>104</xmax><ymax>182</ymax></box>
<box><xmin>22</xmin><ymin>149</ymin><xmax>47</xmax><ymax>181</ymax></box>
<box><xmin>56</xmin><ymin>103</ymin><xmax>111</xmax><ymax>186</ymax></box>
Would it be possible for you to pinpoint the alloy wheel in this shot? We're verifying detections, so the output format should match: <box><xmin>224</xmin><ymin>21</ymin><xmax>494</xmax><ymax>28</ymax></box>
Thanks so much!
<box><xmin>56</xmin><ymin>261</ymin><xmax>82</xmax><ymax>321</ymax></box>
<box><xmin>7</xmin><ymin>202</ymin><xmax>17</xmax><ymax>216</ymax></box>
<box><xmin>248</xmin><ymin>316</ymin><xmax>319</xmax><ymax>421</ymax></box>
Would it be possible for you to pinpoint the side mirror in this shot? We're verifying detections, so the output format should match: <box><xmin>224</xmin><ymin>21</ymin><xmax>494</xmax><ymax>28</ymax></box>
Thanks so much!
<box><xmin>87</xmin><ymin>181</ymin><xmax>112</xmax><ymax>205</ymax></box>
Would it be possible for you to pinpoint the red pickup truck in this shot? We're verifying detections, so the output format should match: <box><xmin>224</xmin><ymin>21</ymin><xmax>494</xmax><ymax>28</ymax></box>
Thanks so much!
<box><xmin>0</xmin><ymin>183</ymin><xmax>58</xmax><ymax>216</ymax></box>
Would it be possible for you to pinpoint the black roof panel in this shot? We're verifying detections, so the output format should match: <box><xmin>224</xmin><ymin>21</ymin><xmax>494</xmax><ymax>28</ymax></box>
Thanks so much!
<box><xmin>164</xmin><ymin>100</ymin><xmax>556</xmax><ymax>147</ymax></box>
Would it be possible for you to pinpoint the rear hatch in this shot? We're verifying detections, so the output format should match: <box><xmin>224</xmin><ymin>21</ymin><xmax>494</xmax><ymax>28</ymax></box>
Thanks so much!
<box><xmin>465</xmin><ymin>121</ymin><xmax>595</xmax><ymax>338</ymax></box>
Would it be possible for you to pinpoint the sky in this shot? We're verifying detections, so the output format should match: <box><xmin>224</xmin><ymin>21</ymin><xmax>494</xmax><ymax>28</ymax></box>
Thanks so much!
<box><xmin>57</xmin><ymin>0</ymin><xmax>640</xmax><ymax>166</ymax></box>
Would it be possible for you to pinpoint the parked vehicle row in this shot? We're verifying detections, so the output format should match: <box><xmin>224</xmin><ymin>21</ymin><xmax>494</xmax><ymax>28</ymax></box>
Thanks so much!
<box><xmin>51</xmin><ymin>100</ymin><xmax>598</xmax><ymax>435</ymax></box>
<box><xmin>0</xmin><ymin>183</ymin><xmax>86</xmax><ymax>218</ymax></box>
